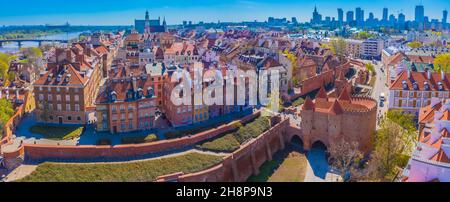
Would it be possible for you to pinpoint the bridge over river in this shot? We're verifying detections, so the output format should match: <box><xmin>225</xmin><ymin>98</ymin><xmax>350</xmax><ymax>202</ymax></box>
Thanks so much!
<box><xmin>0</xmin><ymin>39</ymin><xmax>69</xmax><ymax>48</ymax></box>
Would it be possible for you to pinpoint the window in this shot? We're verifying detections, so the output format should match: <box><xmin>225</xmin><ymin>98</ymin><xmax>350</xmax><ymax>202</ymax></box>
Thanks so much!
<box><xmin>48</xmin><ymin>94</ymin><xmax>53</xmax><ymax>101</ymax></box>
<box><xmin>39</xmin><ymin>94</ymin><xmax>44</xmax><ymax>101</ymax></box>
<box><xmin>67</xmin><ymin>116</ymin><xmax>72</xmax><ymax>121</ymax></box>
<box><xmin>56</xmin><ymin>87</ymin><xmax>60</xmax><ymax>92</ymax></box>
<box><xmin>121</xmin><ymin>114</ymin><xmax>125</xmax><ymax>120</ymax></box>
<box><xmin>57</xmin><ymin>104</ymin><xmax>62</xmax><ymax>111</ymax></box>
<box><xmin>75</xmin><ymin>104</ymin><xmax>80</xmax><ymax>111</ymax></box>
<box><xmin>129</xmin><ymin>122</ymin><xmax>133</xmax><ymax>129</ymax></box>
<box><xmin>128</xmin><ymin>112</ymin><xmax>133</xmax><ymax>119</ymax></box>
<box><xmin>66</xmin><ymin>104</ymin><xmax>71</xmax><ymax>111</ymax></box>
<box><xmin>74</xmin><ymin>95</ymin><xmax>79</xmax><ymax>102</ymax></box>
<box><xmin>48</xmin><ymin>104</ymin><xmax>53</xmax><ymax>110</ymax></box>
<box><xmin>65</xmin><ymin>95</ymin><xmax>70</xmax><ymax>102</ymax></box>
<box><xmin>57</xmin><ymin>95</ymin><xmax>61</xmax><ymax>101</ymax></box>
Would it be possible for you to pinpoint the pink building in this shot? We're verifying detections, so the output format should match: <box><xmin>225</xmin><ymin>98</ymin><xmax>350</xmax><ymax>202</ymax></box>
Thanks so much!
<box><xmin>403</xmin><ymin>98</ymin><xmax>450</xmax><ymax>182</ymax></box>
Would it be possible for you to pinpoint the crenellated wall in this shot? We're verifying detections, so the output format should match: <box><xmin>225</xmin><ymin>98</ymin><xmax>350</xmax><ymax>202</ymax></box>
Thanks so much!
<box><xmin>23</xmin><ymin>111</ymin><xmax>261</xmax><ymax>161</ymax></box>
<box><xmin>159</xmin><ymin>118</ymin><xmax>290</xmax><ymax>182</ymax></box>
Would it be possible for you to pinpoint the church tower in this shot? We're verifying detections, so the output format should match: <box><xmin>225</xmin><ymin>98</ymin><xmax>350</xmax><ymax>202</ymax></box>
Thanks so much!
<box><xmin>144</xmin><ymin>10</ymin><xmax>151</xmax><ymax>33</ymax></box>
<box><xmin>163</xmin><ymin>17</ymin><xmax>167</xmax><ymax>32</ymax></box>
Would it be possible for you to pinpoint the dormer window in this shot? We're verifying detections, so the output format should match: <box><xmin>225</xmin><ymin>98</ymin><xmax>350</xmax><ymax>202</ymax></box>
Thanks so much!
<box><xmin>438</xmin><ymin>82</ymin><xmax>444</xmax><ymax>91</ymax></box>
<box><xmin>127</xmin><ymin>91</ymin><xmax>134</xmax><ymax>100</ymax></box>
<box><xmin>137</xmin><ymin>88</ymin><xmax>144</xmax><ymax>98</ymax></box>
<box><xmin>147</xmin><ymin>87</ymin><xmax>154</xmax><ymax>98</ymax></box>
<box><xmin>413</xmin><ymin>82</ymin><xmax>419</xmax><ymax>90</ymax></box>
<box><xmin>424</xmin><ymin>82</ymin><xmax>430</xmax><ymax>91</ymax></box>
<box><xmin>402</xmin><ymin>80</ymin><xmax>408</xmax><ymax>90</ymax></box>
<box><xmin>110</xmin><ymin>91</ymin><xmax>117</xmax><ymax>102</ymax></box>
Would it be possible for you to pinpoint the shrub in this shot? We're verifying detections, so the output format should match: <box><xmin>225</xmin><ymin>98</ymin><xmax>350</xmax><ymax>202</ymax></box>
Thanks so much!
<box><xmin>291</xmin><ymin>98</ymin><xmax>305</xmax><ymax>107</ymax></box>
<box><xmin>234</xmin><ymin>116</ymin><xmax>270</xmax><ymax>144</ymax></box>
<box><xmin>197</xmin><ymin>133</ymin><xmax>241</xmax><ymax>152</ymax></box>
<box><xmin>121</xmin><ymin>134</ymin><xmax>158</xmax><ymax>144</ymax></box>
<box><xmin>96</xmin><ymin>139</ymin><xmax>111</xmax><ymax>145</ymax></box>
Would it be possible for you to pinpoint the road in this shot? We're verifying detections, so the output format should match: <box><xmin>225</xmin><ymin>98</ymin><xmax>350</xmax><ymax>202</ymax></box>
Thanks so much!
<box><xmin>368</xmin><ymin>60</ymin><xmax>389</xmax><ymax>128</ymax></box>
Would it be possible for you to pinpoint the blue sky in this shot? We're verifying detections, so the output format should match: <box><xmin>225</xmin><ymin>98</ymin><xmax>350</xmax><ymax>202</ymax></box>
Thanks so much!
<box><xmin>0</xmin><ymin>0</ymin><xmax>448</xmax><ymax>25</ymax></box>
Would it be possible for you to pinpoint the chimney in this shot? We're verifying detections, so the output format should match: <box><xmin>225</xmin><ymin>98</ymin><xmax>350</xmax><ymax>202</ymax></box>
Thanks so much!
<box><xmin>442</xmin><ymin>71</ymin><xmax>446</xmax><ymax>81</ymax></box>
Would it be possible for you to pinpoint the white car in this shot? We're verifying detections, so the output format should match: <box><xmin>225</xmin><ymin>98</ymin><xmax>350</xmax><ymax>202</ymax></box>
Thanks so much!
<box><xmin>380</xmin><ymin>93</ymin><xmax>386</xmax><ymax>102</ymax></box>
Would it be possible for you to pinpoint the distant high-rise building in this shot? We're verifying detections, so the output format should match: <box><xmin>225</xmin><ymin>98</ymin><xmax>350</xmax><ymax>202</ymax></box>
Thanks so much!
<box><xmin>398</xmin><ymin>13</ymin><xmax>406</xmax><ymax>30</ymax></box>
<box><xmin>292</xmin><ymin>17</ymin><xmax>298</xmax><ymax>24</ymax></box>
<box><xmin>355</xmin><ymin>7</ymin><xmax>364</xmax><ymax>27</ymax></box>
<box><xmin>415</xmin><ymin>5</ymin><xmax>425</xmax><ymax>23</ymax></box>
<box><xmin>443</xmin><ymin>10</ymin><xmax>448</xmax><ymax>29</ymax></box>
<box><xmin>311</xmin><ymin>5</ymin><xmax>323</xmax><ymax>24</ymax></box>
<box><xmin>383</xmin><ymin>8</ymin><xmax>388</xmax><ymax>22</ymax></box>
<box><xmin>346</xmin><ymin>11</ymin><xmax>354</xmax><ymax>24</ymax></box>
<box><xmin>338</xmin><ymin>8</ymin><xmax>344</xmax><ymax>23</ymax></box>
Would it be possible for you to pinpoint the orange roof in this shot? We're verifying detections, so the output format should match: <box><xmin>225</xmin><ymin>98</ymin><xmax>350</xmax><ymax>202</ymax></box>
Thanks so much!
<box><xmin>338</xmin><ymin>88</ymin><xmax>351</xmax><ymax>102</ymax></box>
<box><xmin>316</xmin><ymin>87</ymin><xmax>328</xmax><ymax>100</ymax></box>
<box><xmin>328</xmin><ymin>100</ymin><xmax>344</xmax><ymax>115</ymax></box>
<box><xmin>302</xmin><ymin>96</ymin><xmax>315</xmax><ymax>110</ymax></box>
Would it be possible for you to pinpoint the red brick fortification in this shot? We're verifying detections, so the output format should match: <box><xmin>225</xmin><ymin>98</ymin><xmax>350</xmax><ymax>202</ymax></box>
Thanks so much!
<box><xmin>23</xmin><ymin>111</ymin><xmax>261</xmax><ymax>160</ymax></box>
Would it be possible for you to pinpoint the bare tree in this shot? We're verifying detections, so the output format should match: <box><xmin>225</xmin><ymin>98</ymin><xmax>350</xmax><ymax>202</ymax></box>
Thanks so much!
<box><xmin>328</xmin><ymin>139</ymin><xmax>363</xmax><ymax>181</ymax></box>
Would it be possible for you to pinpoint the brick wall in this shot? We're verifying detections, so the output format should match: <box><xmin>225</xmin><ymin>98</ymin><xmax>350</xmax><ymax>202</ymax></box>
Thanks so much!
<box><xmin>158</xmin><ymin>118</ymin><xmax>290</xmax><ymax>182</ymax></box>
<box><xmin>23</xmin><ymin>111</ymin><xmax>261</xmax><ymax>161</ymax></box>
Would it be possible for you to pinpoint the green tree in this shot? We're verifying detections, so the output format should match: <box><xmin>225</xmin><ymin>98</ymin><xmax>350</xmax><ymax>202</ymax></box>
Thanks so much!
<box><xmin>0</xmin><ymin>53</ymin><xmax>17</xmax><ymax>84</ymax></box>
<box><xmin>355</xmin><ymin>31</ymin><xmax>374</xmax><ymax>40</ymax></box>
<box><xmin>433</xmin><ymin>53</ymin><xmax>450</xmax><ymax>73</ymax></box>
<box><xmin>407</xmin><ymin>41</ymin><xmax>422</xmax><ymax>49</ymax></box>
<box><xmin>365</xmin><ymin>63</ymin><xmax>376</xmax><ymax>75</ymax></box>
<box><xmin>330</xmin><ymin>38</ymin><xmax>347</xmax><ymax>59</ymax></box>
<box><xmin>0</xmin><ymin>98</ymin><xmax>15</xmax><ymax>134</ymax></box>
<box><xmin>366</xmin><ymin>110</ymin><xmax>416</xmax><ymax>181</ymax></box>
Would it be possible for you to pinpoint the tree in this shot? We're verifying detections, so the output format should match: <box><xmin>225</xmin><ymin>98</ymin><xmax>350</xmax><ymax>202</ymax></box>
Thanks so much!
<box><xmin>365</xmin><ymin>63</ymin><xmax>376</xmax><ymax>75</ymax></box>
<box><xmin>434</xmin><ymin>53</ymin><xmax>450</xmax><ymax>73</ymax></box>
<box><xmin>0</xmin><ymin>53</ymin><xmax>17</xmax><ymax>84</ymax></box>
<box><xmin>355</xmin><ymin>31</ymin><xmax>374</xmax><ymax>40</ymax></box>
<box><xmin>0</xmin><ymin>98</ymin><xmax>15</xmax><ymax>134</ymax></box>
<box><xmin>365</xmin><ymin>110</ymin><xmax>416</xmax><ymax>181</ymax></box>
<box><xmin>328</xmin><ymin>139</ymin><xmax>363</xmax><ymax>181</ymax></box>
<box><xmin>38</xmin><ymin>100</ymin><xmax>53</xmax><ymax>124</ymax></box>
<box><xmin>407</xmin><ymin>41</ymin><xmax>422</xmax><ymax>49</ymax></box>
<box><xmin>330</xmin><ymin>38</ymin><xmax>347</xmax><ymax>59</ymax></box>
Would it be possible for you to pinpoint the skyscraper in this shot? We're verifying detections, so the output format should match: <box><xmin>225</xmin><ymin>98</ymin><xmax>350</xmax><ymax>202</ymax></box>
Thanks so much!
<box><xmin>355</xmin><ymin>7</ymin><xmax>363</xmax><ymax>27</ymax></box>
<box><xmin>415</xmin><ymin>5</ymin><xmax>425</xmax><ymax>23</ymax></box>
<box><xmin>383</xmin><ymin>8</ymin><xmax>388</xmax><ymax>22</ymax></box>
<box><xmin>443</xmin><ymin>10</ymin><xmax>448</xmax><ymax>28</ymax></box>
<box><xmin>346</xmin><ymin>11</ymin><xmax>354</xmax><ymax>24</ymax></box>
<box><xmin>398</xmin><ymin>13</ymin><xmax>406</xmax><ymax>30</ymax></box>
<box><xmin>338</xmin><ymin>8</ymin><xmax>344</xmax><ymax>24</ymax></box>
<box><xmin>311</xmin><ymin>5</ymin><xmax>322</xmax><ymax>24</ymax></box>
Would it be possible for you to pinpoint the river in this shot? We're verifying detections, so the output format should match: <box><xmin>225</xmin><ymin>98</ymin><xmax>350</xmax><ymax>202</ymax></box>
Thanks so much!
<box><xmin>0</xmin><ymin>32</ymin><xmax>83</xmax><ymax>53</ymax></box>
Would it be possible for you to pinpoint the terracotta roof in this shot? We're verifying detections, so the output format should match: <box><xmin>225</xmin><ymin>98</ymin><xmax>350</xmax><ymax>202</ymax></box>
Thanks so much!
<box><xmin>338</xmin><ymin>88</ymin><xmax>351</xmax><ymax>102</ymax></box>
<box><xmin>328</xmin><ymin>100</ymin><xmax>344</xmax><ymax>115</ymax></box>
<box><xmin>316</xmin><ymin>87</ymin><xmax>328</xmax><ymax>100</ymax></box>
<box><xmin>34</xmin><ymin>64</ymin><xmax>87</xmax><ymax>86</ymax></box>
<box><xmin>302</xmin><ymin>96</ymin><xmax>315</xmax><ymax>110</ymax></box>
<box><xmin>389</xmin><ymin>71</ymin><xmax>450</xmax><ymax>91</ymax></box>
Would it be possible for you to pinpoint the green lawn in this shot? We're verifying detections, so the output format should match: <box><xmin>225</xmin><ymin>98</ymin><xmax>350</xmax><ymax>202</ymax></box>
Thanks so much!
<box><xmin>29</xmin><ymin>125</ymin><xmax>83</xmax><ymax>140</ymax></box>
<box><xmin>19</xmin><ymin>152</ymin><xmax>223</xmax><ymax>182</ymax></box>
<box><xmin>248</xmin><ymin>151</ymin><xmax>307</xmax><ymax>182</ymax></box>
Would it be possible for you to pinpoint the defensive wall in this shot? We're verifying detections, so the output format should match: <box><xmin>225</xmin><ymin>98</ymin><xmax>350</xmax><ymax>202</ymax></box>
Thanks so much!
<box><xmin>22</xmin><ymin>111</ymin><xmax>261</xmax><ymax>161</ymax></box>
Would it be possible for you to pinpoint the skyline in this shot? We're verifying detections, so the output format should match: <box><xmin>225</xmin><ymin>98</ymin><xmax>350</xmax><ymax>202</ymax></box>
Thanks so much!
<box><xmin>0</xmin><ymin>0</ymin><xmax>449</xmax><ymax>26</ymax></box>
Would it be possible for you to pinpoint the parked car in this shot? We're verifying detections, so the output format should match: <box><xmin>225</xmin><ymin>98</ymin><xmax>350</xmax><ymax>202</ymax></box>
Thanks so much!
<box><xmin>380</xmin><ymin>93</ymin><xmax>386</xmax><ymax>102</ymax></box>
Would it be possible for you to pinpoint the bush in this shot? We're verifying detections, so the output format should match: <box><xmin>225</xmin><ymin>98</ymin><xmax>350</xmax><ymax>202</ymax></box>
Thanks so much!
<box><xmin>291</xmin><ymin>98</ymin><xmax>305</xmax><ymax>107</ymax></box>
<box><xmin>96</xmin><ymin>139</ymin><xmax>111</xmax><ymax>145</ymax></box>
<box><xmin>197</xmin><ymin>133</ymin><xmax>241</xmax><ymax>152</ymax></box>
<box><xmin>121</xmin><ymin>134</ymin><xmax>158</xmax><ymax>144</ymax></box>
<box><xmin>233</xmin><ymin>116</ymin><xmax>270</xmax><ymax>144</ymax></box>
